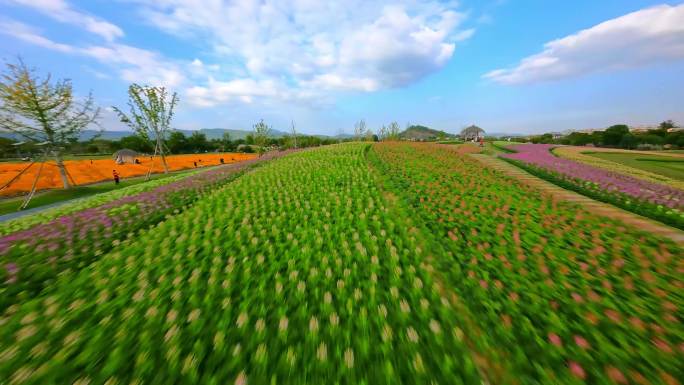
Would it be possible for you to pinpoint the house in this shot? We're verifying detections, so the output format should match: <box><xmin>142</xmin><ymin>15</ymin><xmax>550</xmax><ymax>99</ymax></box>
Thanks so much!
<box><xmin>113</xmin><ymin>149</ymin><xmax>139</xmax><ymax>164</ymax></box>
<box><xmin>460</xmin><ymin>125</ymin><xmax>485</xmax><ymax>141</ymax></box>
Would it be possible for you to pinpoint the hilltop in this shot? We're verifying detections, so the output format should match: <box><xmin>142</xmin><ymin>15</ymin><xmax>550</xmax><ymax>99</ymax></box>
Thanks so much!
<box><xmin>399</xmin><ymin>125</ymin><xmax>457</xmax><ymax>140</ymax></box>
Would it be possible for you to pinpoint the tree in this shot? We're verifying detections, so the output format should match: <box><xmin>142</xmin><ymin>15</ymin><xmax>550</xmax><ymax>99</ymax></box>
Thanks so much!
<box><xmin>220</xmin><ymin>132</ymin><xmax>232</xmax><ymax>151</ymax></box>
<box><xmin>253</xmin><ymin>119</ymin><xmax>272</xmax><ymax>157</ymax></box>
<box><xmin>354</xmin><ymin>119</ymin><xmax>367</xmax><ymax>141</ymax></box>
<box><xmin>378</xmin><ymin>125</ymin><xmax>388</xmax><ymax>141</ymax></box>
<box><xmin>166</xmin><ymin>131</ymin><xmax>188</xmax><ymax>154</ymax></box>
<box><xmin>619</xmin><ymin>133</ymin><xmax>638</xmax><ymax>149</ymax></box>
<box><xmin>387</xmin><ymin>121</ymin><xmax>401</xmax><ymax>140</ymax></box>
<box><xmin>659</xmin><ymin>120</ymin><xmax>677</xmax><ymax>130</ymax></box>
<box><xmin>603</xmin><ymin>124</ymin><xmax>629</xmax><ymax>147</ymax></box>
<box><xmin>0</xmin><ymin>59</ymin><xmax>100</xmax><ymax>188</ymax></box>
<box><xmin>187</xmin><ymin>131</ymin><xmax>209</xmax><ymax>153</ymax></box>
<box><xmin>119</xmin><ymin>135</ymin><xmax>154</xmax><ymax>153</ymax></box>
<box><xmin>291</xmin><ymin>120</ymin><xmax>298</xmax><ymax>149</ymax></box>
<box><xmin>113</xmin><ymin>84</ymin><xmax>178</xmax><ymax>173</ymax></box>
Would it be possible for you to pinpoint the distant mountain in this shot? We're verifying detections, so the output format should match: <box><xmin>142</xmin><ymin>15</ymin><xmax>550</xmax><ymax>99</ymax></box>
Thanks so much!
<box><xmin>399</xmin><ymin>125</ymin><xmax>457</xmax><ymax>140</ymax></box>
<box><xmin>486</xmin><ymin>132</ymin><xmax>527</xmax><ymax>138</ymax></box>
<box><xmin>193</xmin><ymin>128</ymin><xmax>290</xmax><ymax>140</ymax></box>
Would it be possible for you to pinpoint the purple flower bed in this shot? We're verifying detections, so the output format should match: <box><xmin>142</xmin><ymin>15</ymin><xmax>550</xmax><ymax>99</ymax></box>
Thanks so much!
<box><xmin>0</xmin><ymin>151</ymin><xmax>291</xmax><ymax>309</ymax></box>
<box><xmin>501</xmin><ymin>144</ymin><xmax>684</xmax><ymax>209</ymax></box>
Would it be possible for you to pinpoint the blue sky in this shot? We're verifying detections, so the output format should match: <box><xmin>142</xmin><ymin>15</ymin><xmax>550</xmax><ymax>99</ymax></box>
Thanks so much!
<box><xmin>1</xmin><ymin>0</ymin><xmax>683</xmax><ymax>136</ymax></box>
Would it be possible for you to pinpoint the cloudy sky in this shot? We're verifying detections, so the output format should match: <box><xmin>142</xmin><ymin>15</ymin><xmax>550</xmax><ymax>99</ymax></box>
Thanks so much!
<box><xmin>1</xmin><ymin>0</ymin><xmax>683</xmax><ymax>135</ymax></box>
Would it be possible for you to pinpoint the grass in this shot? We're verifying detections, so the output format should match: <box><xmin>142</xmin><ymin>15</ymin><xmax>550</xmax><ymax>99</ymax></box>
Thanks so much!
<box><xmin>587</xmin><ymin>152</ymin><xmax>684</xmax><ymax>181</ymax></box>
<box><xmin>0</xmin><ymin>169</ymin><xmax>195</xmax><ymax>215</ymax></box>
<box><xmin>481</xmin><ymin>141</ymin><xmax>520</xmax><ymax>156</ymax></box>
<box><xmin>436</xmin><ymin>139</ymin><xmax>464</xmax><ymax>144</ymax></box>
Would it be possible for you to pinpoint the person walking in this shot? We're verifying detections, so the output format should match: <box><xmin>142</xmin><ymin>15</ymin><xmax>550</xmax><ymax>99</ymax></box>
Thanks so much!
<box><xmin>113</xmin><ymin>170</ymin><xmax>120</xmax><ymax>185</ymax></box>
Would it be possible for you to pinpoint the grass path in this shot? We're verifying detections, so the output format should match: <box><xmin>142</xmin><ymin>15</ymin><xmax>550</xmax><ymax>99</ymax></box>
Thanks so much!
<box><xmin>469</xmin><ymin>153</ymin><xmax>684</xmax><ymax>245</ymax></box>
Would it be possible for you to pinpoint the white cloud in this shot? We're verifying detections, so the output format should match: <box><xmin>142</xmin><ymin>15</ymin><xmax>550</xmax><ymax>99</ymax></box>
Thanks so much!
<box><xmin>3</xmin><ymin>0</ymin><xmax>473</xmax><ymax>109</ymax></box>
<box><xmin>0</xmin><ymin>19</ymin><xmax>184</xmax><ymax>87</ymax></box>
<box><xmin>131</xmin><ymin>0</ymin><xmax>472</xmax><ymax>106</ymax></box>
<box><xmin>0</xmin><ymin>19</ymin><xmax>75</xmax><ymax>52</ymax></box>
<box><xmin>6</xmin><ymin>0</ymin><xmax>124</xmax><ymax>41</ymax></box>
<box><xmin>485</xmin><ymin>4</ymin><xmax>684</xmax><ymax>85</ymax></box>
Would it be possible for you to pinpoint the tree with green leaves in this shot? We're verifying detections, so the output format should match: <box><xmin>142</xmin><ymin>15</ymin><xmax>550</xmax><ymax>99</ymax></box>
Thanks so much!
<box><xmin>113</xmin><ymin>84</ymin><xmax>178</xmax><ymax>173</ymax></box>
<box><xmin>166</xmin><ymin>131</ymin><xmax>188</xmax><ymax>154</ymax></box>
<box><xmin>0</xmin><ymin>59</ymin><xmax>100</xmax><ymax>189</ymax></box>
<box><xmin>659</xmin><ymin>120</ymin><xmax>677</xmax><ymax>130</ymax></box>
<box><xmin>221</xmin><ymin>132</ymin><xmax>232</xmax><ymax>151</ymax></box>
<box><xmin>253</xmin><ymin>119</ymin><xmax>272</xmax><ymax>157</ymax></box>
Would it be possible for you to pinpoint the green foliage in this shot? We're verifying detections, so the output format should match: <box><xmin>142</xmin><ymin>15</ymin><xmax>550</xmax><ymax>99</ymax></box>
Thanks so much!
<box><xmin>618</xmin><ymin>133</ymin><xmax>637</xmax><ymax>149</ymax></box>
<box><xmin>659</xmin><ymin>119</ymin><xmax>677</xmax><ymax>130</ymax></box>
<box><xmin>252</xmin><ymin>119</ymin><xmax>272</xmax><ymax>156</ymax></box>
<box><xmin>119</xmin><ymin>135</ymin><xmax>154</xmax><ymax>153</ymax></box>
<box><xmin>602</xmin><ymin>124</ymin><xmax>629</xmax><ymax>146</ymax></box>
<box><xmin>166</xmin><ymin>130</ymin><xmax>188</xmax><ymax>154</ymax></box>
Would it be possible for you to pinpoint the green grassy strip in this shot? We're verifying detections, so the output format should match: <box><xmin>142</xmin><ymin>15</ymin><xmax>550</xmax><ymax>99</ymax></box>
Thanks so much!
<box><xmin>0</xmin><ymin>170</ymin><xmax>197</xmax><ymax>216</ymax></box>
<box><xmin>0</xmin><ymin>171</ymin><xmax>199</xmax><ymax>235</ymax></box>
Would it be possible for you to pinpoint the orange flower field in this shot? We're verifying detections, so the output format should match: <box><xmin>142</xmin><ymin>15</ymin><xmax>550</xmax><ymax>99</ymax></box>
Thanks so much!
<box><xmin>0</xmin><ymin>152</ymin><xmax>257</xmax><ymax>196</ymax></box>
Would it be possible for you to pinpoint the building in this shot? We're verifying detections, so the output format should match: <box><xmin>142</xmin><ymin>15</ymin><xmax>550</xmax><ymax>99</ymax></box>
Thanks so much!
<box><xmin>460</xmin><ymin>125</ymin><xmax>485</xmax><ymax>141</ymax></box>
<box><xmin>113</xmin><ymin>149</ymin><xmax>139</xmax><ymax>164</ymax></box>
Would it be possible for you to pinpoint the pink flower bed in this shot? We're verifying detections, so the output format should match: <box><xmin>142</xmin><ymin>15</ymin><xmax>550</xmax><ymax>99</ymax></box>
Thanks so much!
<box><xmin>502</xmin><ymin>144</ymin><xmax>683</xmax><ymax>209</ymax></box>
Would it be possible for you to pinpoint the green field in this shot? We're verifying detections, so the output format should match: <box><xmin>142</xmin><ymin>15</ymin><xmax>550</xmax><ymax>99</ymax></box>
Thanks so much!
<box><xmin>587</xmin><ymin>151</ymin><xmax>684</xmax><ymax>181</ymax></box>
<box><xmin>2</xmin><ymin>143</ymin><xmax>681</xmax><ymax>384</ymax></box>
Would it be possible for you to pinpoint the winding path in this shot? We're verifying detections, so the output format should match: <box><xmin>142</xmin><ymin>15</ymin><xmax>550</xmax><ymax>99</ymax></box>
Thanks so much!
<box><xmin>469</xmin><ymin>153</ymin><xmax>684</xmax><ymax>246</ymax></box>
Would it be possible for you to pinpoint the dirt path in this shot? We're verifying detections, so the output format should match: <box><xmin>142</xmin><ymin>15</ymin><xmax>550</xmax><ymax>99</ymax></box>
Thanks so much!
<box><xmin>469</xmin><ymin>153</ymin><xmax>684</xmax><ymax>246</ymax></box>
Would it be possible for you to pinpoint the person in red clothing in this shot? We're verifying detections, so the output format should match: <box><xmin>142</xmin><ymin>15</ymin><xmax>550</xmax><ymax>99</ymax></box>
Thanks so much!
<box><xmin>113</xmin><ymin>170</ymin><xmax>120</xmax><ymax>185</ymax></box>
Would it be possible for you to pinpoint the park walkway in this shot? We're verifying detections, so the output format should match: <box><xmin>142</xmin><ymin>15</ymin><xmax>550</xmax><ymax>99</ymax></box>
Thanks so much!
<box><xmin>469</xmin><ymin>153</ymin><xmax>684</xmax><ymax>246</ymax></box>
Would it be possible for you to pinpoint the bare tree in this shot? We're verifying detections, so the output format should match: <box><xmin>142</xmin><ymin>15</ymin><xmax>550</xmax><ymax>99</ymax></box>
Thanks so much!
<box><xmin>378</xmin><ymin>125</ymin><xmax>388</xmax><ymax>141</ymax></box>
<box><xmin>354</xmin><ymin>119</ymin><xmax>367</xmax><ymax>141</ymax></box>
<box><xmin>0</xmin><ymin>59</ymin><xmax>100</xmax><ymax>189</ymax></box>
<box><xmin>387</xmin><ymin>121</ymin><xmax>401</xmax><ymax>140</ymax></box>
<box><xmin>291</xmin><ymin>120</ymin><xmax>298</xmax><ymax>149</ymax></box>
<box><xmin>253</xmin><ymin>119</ymin><xmax>272</xmax><ymax>157</ymax></box>
<box><xmin>113</xmin><ymin>84</ymin><xmax>178</xmax><ymax>174</ymax></box>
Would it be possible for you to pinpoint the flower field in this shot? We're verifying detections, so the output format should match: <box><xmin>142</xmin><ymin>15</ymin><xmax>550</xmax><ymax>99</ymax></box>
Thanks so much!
<box><xmin>0</xmin><ymin>171</ymin><xmax>199</xmax><ymax>236</ymax></box>
<box><xmin>0</xmin><ymin>152</ymin><xmax>257</xmax><ymax>197</ymax></box>
<box><xmin>0</xmin><ymin>144</ymin><xmax>483</xmax><ymax>384</ymax></box>
<box><xmin>552</xmin><ymin>146</ymin><xmax>684</xmax><ymax>191</ymax></box>
<box><xmin>370</xmin><ymin>143</ymin><xmax>682</xmax><ymax>384</ymax></box>
<box><xmin>0</xmin><ymin>142</ymin><xmax>681</xmax><ymax>384</ymax></box>
<box><xmin>0</xmin><ymin>152</ymin><xmax>285</xmax><ymax>310</ymax></box>
<box><xmin>501</xmin><ymin>144</ymin><xmax>684</xmax><ymax>229</ymax></box>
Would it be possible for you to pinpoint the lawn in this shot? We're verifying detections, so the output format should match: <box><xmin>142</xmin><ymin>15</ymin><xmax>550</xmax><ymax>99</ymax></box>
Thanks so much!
<box><xmin>587</xmin><ymin>151</ymin><xmax>684</xmax><ymax>181</ymax></box>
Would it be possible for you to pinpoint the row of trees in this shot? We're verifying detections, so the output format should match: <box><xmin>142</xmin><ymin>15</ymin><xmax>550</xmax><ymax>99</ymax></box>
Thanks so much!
<box><xmin>527</xmin><ymin>121</ymin><xmax>683</xmax><ymax>149</ymax></box>
<box><xmin>0</xmin><ymin>59</ymin><xmax>335</xmax><ymax>190</ymax></box>
<box><xmin>352</xmin><ymin>119</ymin><xmax>402</xmax><ymax>141</ymax></box>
